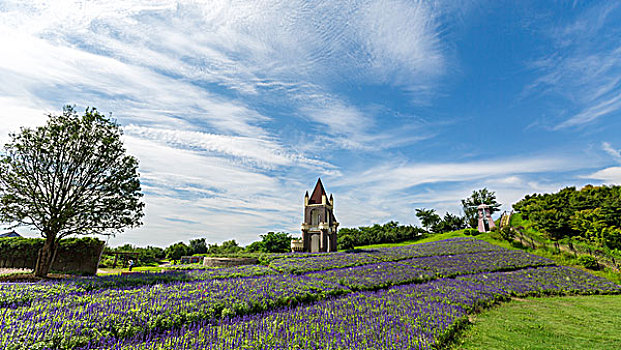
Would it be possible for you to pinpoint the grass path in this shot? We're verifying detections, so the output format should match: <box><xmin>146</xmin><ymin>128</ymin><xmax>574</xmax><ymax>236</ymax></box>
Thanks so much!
<box><xmin>450</xmin><ymin>295</ymin><xmax>621</xmax><ymax>350</ymax></box>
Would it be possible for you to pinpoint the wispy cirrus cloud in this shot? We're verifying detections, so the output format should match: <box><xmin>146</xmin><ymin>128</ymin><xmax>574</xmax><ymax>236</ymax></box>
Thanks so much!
<box><xmin>10</xmin><ymin>1</ymin><xmax>602</xmax><ymax>248</ymax></box>
<box><xmin>602</xmin><ymin>142</ymin><xmax>621</xmax><ymax>163</ymax></box>
<box><xmin>123</xmin><ymin>124</ymin><xmax>337</xmax><ymax>171</ymax></box>
<box><xmin>0</xmin><ymin>0</ymin><xmax>449</xmax><ymax>148</ymax></box>
<box><xmin>335</xmin><ymin>156</ymin><xmax>581</xmax><ymax>192</ymax></box>
<box><xmin>329</xmin><ymin>157</ymin><xmax>590</xmax><ymax>230</ymax></box>
<box><xmin>1</xmin><ymin>5</ymin><xmax>449</xmax><ymax>139</ymax></box>
<box><xmin>525</xmin><ymin>3</ymin><xmax>621</xmax><ymax>130</ymax></box>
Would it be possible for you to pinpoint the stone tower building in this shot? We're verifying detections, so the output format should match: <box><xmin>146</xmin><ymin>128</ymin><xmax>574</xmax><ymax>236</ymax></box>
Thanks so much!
<box><xmin>300</xmin><ymin>178</ymin><xmax>339</xmax><ymax>252</ymax></box>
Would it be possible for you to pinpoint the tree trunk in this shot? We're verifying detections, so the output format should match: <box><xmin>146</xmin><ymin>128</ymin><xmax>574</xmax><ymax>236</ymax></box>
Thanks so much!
<box><xmin>34</xmin><ymin>234</ymin><xmax>58</xmax><ymax>277</ymax></box>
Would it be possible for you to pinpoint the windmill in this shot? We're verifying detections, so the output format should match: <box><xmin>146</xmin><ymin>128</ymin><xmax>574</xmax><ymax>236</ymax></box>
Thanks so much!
<box><xmin>466</xmin><ymin>203</ymin><xmax>500</xmax><ymax>232</ymax></box>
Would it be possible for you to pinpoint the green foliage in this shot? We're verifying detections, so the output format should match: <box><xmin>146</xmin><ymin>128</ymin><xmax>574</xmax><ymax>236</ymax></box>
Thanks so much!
<box><xmin>339</xmin><ymin>234</ymin><xmax>355</xmax><ymax>250</ymax></box>
<box><xmin>189</xmin><ymin>238</ymin><xmax>208</xmax><ymax>255</ymax></box>
<box><xmin>102</xmin><ymin>245</ymin><xmax>164</xmax><ymax>267</ymax></box>
<box><xmin>513</xmin><ymin>185</ymin><xmax>621</xmax><ymax>249</ymax></box>
<box><xmin>577</xmin><ymin>255</ymin><xmax>599</xmax><ymax>270</ymax></box>
<box><xmin>259</xmin><ymin>232</ymin><xmax>292</xmax><ymax>253</ymax></box>
<box><xmin>0</xmin><ymin>106</ymin><xmax>144</xmax><ymax>276</ymax></box>
<box><xmin>207</xmin><ymin>240</ymin><xmax>243</xmax><ymax>255</ymax></box>
<box><xmin>434</xmin><ymin>212</ymin><xmax>467</xmax><ymax>233</ymax></box>
<box><xmin>415</xmin><ymin>208</ymin><xmax>441</xmax><ymax>232</ymax></box>
<box><xmin>0</xmin><ymin>237</ymin><xmax>104</xmax><ymax>274</ymax></box>
<box><xmin>244</xmin><ymin>241</ymin><xmax>265</xmax><ymax>253</ymax></box>
<box><xmin>337</xmin><ymin>221</ymin><xmax>426</xmax><ymax>247</ymax></box>
<box><xmin>165</xmin><ymin>242</ymin><xmax>190</xmax><ymax>261</ymax></box>
<box><xmin>461</xmin><ymin>188</ymin><xmax>500</xmax><ymax>228</ymax></box>
<box><xmin>499</xmin><ymin>227</ymin><xmax>515</xmax><ymax>241</ymax></box>
<box><xmin>463</xmin><ymin>228</ymin><xmax>480</xmax><ymax>236</ymax></box>
<box><xmin>416</xmin><ymin>209</ymin><xmax>466</xmax><ymax>233</ymax></box>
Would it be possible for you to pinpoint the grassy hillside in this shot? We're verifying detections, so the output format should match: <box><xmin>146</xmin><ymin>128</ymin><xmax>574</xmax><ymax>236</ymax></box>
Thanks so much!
<box><xmin>450</xmin><ymin>295</ymin><xmax>621</xmax><ymax>350</ymax></box>
<box><xmin>355</xmin><ymin>228</ymin><xmax>621</xmax><ymax>285</ymax></box>
<box><xmin>353</xmin><ymin>223</ymin><xmax>621</xmax><ymax>349</ymax></box>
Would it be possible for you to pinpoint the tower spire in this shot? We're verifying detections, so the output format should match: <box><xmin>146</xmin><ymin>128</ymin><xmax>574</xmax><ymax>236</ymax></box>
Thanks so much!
<box><xmin>308</xmin><ymin>178</ymin><xmax>327</xmax><ymax>204</ymax></box>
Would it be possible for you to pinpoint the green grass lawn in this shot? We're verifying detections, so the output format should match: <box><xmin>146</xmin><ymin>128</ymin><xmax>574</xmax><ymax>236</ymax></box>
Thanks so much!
<box><xmin>450</xmin><ymin>295</ymin><xmax>621</xmax><ymax>350</ymax></box>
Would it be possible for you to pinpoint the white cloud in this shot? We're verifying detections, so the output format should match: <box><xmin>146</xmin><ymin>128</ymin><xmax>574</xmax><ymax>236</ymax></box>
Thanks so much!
<box><xmin>525</xmin><ymin>4</ymin><xmax>621</xmax><ymax>129</ymax></box>
<box><xmin>0</xmin><ymin>97</ymin><xmax>52</xmax><ymax>145</ymax></box>
<box><xmin>123</xmin><ymin>125</ymin><xmax>336</xmax><ymax>171</ymax></box>
<box><xmin>115</xmin><ymin>135</ymin><xmax>307</xmax><ymax>245</ymax></box>
<box><xmin>0</xmin><ymin>0</ymin><xmax>466</xmax><ymax>246</ymax></box>
<box><xmin>581</xmin><ymin>166</ymin><xmax>621</xmax><ymax>184</ymax></box>
<box><xmin>602</xmin><ymin>142</ymin><xmax>621</xmax><ymax>162</ymax></box>
<box><xmin>336</xmin><ymin>156</ymin><xmax>580</xmax><ymax>192</ymax></box>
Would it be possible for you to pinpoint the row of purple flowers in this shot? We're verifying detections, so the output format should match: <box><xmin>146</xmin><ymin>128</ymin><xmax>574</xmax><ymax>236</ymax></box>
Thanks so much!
<box><xmin>91</xmin><ymin>267</ymin><xmax>620</xmax><ymax>350</ymax></box>
<box><xmin>0</xmin><ymin>238</ymin><xmax>618</xmax><ymax>349</ymax></box>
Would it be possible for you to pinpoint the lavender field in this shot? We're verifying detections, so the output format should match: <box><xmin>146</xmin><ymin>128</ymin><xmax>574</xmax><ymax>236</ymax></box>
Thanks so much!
<box><xmin>1</xmin><ymin>238</ymin><xmax>619</xmax><ymax>350</ymax></box>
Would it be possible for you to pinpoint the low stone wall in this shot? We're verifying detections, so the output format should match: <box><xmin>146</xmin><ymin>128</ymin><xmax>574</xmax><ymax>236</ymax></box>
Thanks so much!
<box><xmin>202</xmin><ymin>257</ymin><xmax>259</xmax><ymax>267</ymax></box>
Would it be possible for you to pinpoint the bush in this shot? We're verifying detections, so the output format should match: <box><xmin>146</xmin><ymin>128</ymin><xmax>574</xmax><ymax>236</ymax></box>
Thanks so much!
<box><xmin>245</xmin><ymin>241</ymin><xmax>265</xmax><ymax>253</ymax></box>
<box><xmin>0</xmin><ymin>237</ymin><xmax>104</xmax><ymax>274</ymax></box>
<box><xmin>463</xmin><ymin>228</ymin><xmax>480</xmax><ymax>236</ymax></box>
<box><xmin>259</xmin><ymin>232</ymin><xmax>291</xmax><ymax>253</ymax></box>
<box><xmin>339</xmin><ymin>234</ymin><xmax>355</xmax><ymax>251</ymax></box>
<box><xmin>499</xmin><ymin>227</ymin><xmax>515</xmax><ymax>241</ymax></box>
<box><xmin>577</xmin><ymin>255</ymin><xmax>599</xmax><ymax>270</ymax></box>
<box><xmin>338</xmin><ymin>222</ymin><xmax>426</xmax><ymax>247</ymax></box>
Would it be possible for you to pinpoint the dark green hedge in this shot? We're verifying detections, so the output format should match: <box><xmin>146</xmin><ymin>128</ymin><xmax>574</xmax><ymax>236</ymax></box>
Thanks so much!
<box><xmin>337</xmin><ymin>221</ymin><xmax>427</xmax><ymax>247</ymax></box>
<box><xmin>0</xmin><ymin>237</ymin><xmax>104</xmax><ymax>275</ymax></box>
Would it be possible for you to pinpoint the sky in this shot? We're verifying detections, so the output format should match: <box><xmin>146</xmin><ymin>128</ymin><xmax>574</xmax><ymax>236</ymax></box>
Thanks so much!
<box><xmin>1</xmin><ymin>1</ymin><xmax>620</xmax><ymax>247</ymax></box>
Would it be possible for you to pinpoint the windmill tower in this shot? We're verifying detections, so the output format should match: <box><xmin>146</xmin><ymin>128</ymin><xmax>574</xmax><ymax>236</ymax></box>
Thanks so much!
<box><xmin>477</xmin><ymin>204</ymin><xmax>496</xmax><ymax>232</ymax></box>
<box><xmin>300</xmin><ymin>178</ymin><xmax>339</xmax><ymax>252</ymax></box>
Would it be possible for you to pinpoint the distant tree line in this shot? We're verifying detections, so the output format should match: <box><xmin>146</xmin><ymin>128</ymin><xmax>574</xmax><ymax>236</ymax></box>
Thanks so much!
<box><xmin>414</xmin><ymin>188</ymin><xmax>500</xmax><ymax>233</ymax></box>
<box><xmin>414</xmin><ymin>209</ymin><xmax>466</xmax><ymax>233</ymax></box>
<box><xmin>337</xmin><ymin>221</ymin><xmax>427</xmax><ymax>249</ymax></box>
<box><xmin>102</xmin><ymin>232</ymin><xmax>294</xmax><ymax>266</ymax></box>
<box><xmin>513</xmin><ymin>185</ymin><xmax>621</xmax><ymax>249</ymax></box>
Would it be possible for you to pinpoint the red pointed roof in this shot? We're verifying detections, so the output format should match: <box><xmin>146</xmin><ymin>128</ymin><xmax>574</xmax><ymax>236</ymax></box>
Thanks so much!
<box><xmin>308</xmin><ymin>178</ymin><xmax>327</xmax><ymax>204</ymax></box>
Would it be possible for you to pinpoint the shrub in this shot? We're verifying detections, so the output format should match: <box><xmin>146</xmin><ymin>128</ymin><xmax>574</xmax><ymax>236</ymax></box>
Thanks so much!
<box><xmin>339</xmin><ymin>234</ymin><xmax>355</xmax><ymax>251</ymax></box>
<box><xmin>577</xmin><ymin>255</ymin><xmax>599</xmax><ymax>270</ymax></box>
<box><xmin>463</xmin><ymin>228</ymin><xmax>480</xmax><ymax>236</ymax></box>
<box><xmin>499</xmin><ymin>227</ymin><xmax>515</xmax><ymax>241</ymax></box>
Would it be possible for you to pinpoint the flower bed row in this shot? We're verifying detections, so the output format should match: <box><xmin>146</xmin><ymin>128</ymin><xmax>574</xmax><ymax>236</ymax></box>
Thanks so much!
<box><xmin>0</xmin><ymin>246</ymin><xmax>565</xmax><ymax>349</ymax></box>
<box><xmin>0</xmin><ymin>275</ymin><xmax>348</xmax><ymax>350</ymax></box>
<box><xmin>268</xmin><ymin>237</ymin><xmax>503</xmax><ymax>273</ymax></box>
<box><xmin>2</xmin><ymin>239</ymin><xmax>616</xmax><ymax>350</ymax></box>
<box><xmin>94</xmin><ymin>267</ymin><xmax>621</xmax><ymax>350</ymax></box>
<box><xmin>0</xmin><ymin>265</ymin><xmax>278</xmax><ymax>309</ymax></box>
<box><xmin>400</xmin><ymin>249</ymin><xmax>554</xmax><ymax>277</ymax></box>
<box><xmin>304</xmin><ymin>249</ymin><xmax>554</xmax><ymax>291</ymax></box>
<box><xmin>0</xmin><ymin>238</ymin><xmax>499</xmax><ymax>308</ymax></box>
<box><xmin>363</xmin><ymin>237</ymin><xmax>503</xmax><ymax>262</ymax></box>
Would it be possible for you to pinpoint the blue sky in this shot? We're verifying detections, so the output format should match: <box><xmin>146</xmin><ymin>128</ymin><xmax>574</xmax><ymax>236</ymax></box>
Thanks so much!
<box><xmin>1</xmin><ymin>1</ymin><xmax>620</xmax><ymax>247</ymax></box>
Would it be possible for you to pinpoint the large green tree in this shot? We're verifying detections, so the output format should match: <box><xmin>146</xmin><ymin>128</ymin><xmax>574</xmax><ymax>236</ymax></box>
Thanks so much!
<box><xmin>165</xmin><ymin>242</ymin><xmax>190</xmax><ymax>261</ymax></box>
<box><xmin>461</xmin><ymin>188</ymin><xmax>500</xmax><ymax>228</ymax></box>
<box><xmin>513</xmin><ymin>185</ymin><xmax>621</xmax><ymax>248</ymax></box>
<box><xmin>415</xmin><ymin>208</ymin><xmax>441</xmax><ymax>233</ymax></box>
<box><xmin>189</xmin><ymin>238</ymin><xmax>208</xmax><ymax>255</ymax></box>
<box><xmin>0</xmin><ymin>106</ymin><xmax>144</xmax><ymax>277</ymax></box>
<box><xmin>260</xmin><ymin>232</ymin><xmax>292</xmax><ymax>253</ymax></box>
